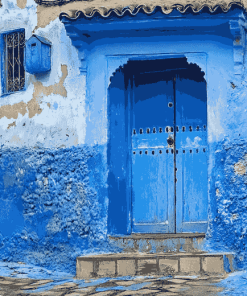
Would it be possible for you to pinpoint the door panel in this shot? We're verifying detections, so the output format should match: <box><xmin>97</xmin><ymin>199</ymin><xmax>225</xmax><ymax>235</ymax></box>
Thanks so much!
<box><xmin>132</xmin><ymin>148</ymin><xmax>174</xmax><ymax>233</ymax></box>
<box><xmin>131</xmin><ymin>70</ymin><xmax>208</xmax><ymax>234</ymax></box>
<box><xmin>132</xmin><ymin>72</ymin><xmax>175</xmax><ymax>233</ymax></box>
<box><xmin>175</xmin><ymin>76</ymin><xmax>208</xmax><ymax>233</ymax></box>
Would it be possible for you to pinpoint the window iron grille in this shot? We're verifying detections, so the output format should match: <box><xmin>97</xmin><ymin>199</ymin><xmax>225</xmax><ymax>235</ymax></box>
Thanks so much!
<box><xmin>3</xmin><ymin>30</ymin><xmax>25</xmax><ymax>94</ymax></box>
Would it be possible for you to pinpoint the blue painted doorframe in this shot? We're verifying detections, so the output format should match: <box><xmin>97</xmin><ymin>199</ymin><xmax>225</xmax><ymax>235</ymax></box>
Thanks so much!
<box><xmin>130</xmin><ymin>59</ymin><xmax>208</xmax><ymax>233</ymax></box>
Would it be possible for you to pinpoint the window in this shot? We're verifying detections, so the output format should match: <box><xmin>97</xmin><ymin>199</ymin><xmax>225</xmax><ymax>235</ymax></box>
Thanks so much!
<box><xmin>1</xmin><ymin>29</ymin><xmax>25</xmax><ymax>95</ymax></box>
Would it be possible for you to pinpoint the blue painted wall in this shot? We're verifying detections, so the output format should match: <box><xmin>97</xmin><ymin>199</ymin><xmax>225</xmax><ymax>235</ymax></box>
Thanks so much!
<box><xmin>0</xmin><ymin>145</ymin><xmax>109</xmax><ymax>273</ymax></box>
<box><xmin>205</xmin><ymin>138</ymin><xmax>247</xmax><ymax>270</ymax></box>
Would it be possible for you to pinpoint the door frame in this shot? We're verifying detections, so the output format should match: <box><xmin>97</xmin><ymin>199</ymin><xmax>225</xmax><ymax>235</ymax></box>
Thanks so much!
<box><xmin>107</xmin><ymin>52</ymin><xmax>208</xmax><ymax>235</ymax></box>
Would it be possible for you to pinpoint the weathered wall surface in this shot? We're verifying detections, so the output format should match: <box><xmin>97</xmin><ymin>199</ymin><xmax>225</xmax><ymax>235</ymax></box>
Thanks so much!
<box><xmin>0</xmin><ymin>0</ymin><xmax>101</xmax><ymax>274</ymax></box>
<box><xmin>0</xmin><ymin>0</ymin><xmax>247</xmax><ymax>275</ymax></box>
<box><xmin>204</xmin><ymin>78</ymin><xmax>247</xmax><ymax>270</ymax></box>
<box><xmin>0</xmin><ymin>16</ymin><xmax>86</xmax><ymax>147</ymax></box>
<box><xmin>0</xmin><ymin>145</ymin><xmax>108</xmax><ymax>272</ymax></box>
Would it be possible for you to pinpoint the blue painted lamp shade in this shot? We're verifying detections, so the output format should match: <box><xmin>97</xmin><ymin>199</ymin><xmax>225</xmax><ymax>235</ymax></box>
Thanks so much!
<box><xmin>25</xmin><ymin>34</ymin><xmax>51</xmax><ymax>74</ymax></box>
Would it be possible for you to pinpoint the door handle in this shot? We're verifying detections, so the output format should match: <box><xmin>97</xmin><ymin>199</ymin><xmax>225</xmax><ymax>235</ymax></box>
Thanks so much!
<box><xmin>167</xmin><ymin>137</ymin><xmax>174</xmax><ymax>146</ymax></box>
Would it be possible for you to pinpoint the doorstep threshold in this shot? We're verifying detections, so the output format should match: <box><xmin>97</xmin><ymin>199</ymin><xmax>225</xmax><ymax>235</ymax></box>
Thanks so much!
<box><xmin>76</xmin><ymin>251</ymin><xmax>233</xmax><ymax>279</ymax></box>
<box><xmin>109</xmin><ymin>233</ymin><xmax>206</xmax><ymax>240</ymax></box>
<box><xmin>77</xmin><ymin>252</ymin><xmax>209</xmax><ymax>260</ymax></box>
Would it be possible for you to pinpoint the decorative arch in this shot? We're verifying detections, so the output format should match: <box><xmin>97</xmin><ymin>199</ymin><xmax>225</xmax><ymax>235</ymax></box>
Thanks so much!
<box><xmin>107</xmin><ymin>53</ymin><xmax>207</xmax><ymax>89</ymax></box>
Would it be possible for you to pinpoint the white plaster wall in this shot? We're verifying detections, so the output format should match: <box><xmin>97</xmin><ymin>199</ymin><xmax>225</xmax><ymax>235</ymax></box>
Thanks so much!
<box><xmin>0</xmin><ymin>0</ymin><xmax>87</xmax><ymax>148</ymax></box>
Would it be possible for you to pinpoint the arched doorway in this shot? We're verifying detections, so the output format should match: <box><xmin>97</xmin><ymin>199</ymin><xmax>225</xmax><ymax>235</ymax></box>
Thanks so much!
<box><xmin>108</xmin><ymin>57</ymin><xmax>208</xmax><ymax>234</ymax></box>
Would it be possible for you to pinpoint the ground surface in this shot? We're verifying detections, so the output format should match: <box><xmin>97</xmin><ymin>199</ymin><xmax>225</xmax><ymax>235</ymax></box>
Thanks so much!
<box><xmin>0</xmin><ymin>262</ymin><xmax>246</xmax><ymax>295</ymax></box>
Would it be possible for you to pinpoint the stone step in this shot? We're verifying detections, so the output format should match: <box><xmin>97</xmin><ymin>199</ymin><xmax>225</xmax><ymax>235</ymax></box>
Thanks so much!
<box><xmin>76</xmin><ymin>252</ymin><xmax>234</xmax><ymax>279</ymax></box>
<box><xmin>109</xmin><ymin>233</ymin><xmax>206</xmax><ymax>253</ymax></box>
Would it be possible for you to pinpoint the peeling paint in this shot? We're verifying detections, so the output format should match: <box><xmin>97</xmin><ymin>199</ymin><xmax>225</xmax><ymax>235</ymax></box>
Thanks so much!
<box><xmin>36</xmin><ymin>6</ymin><xmax>60</xmax><ymax>29</ymax></box>
<box><xmin>0</xmin><ymin>102</ymin><xmax>27</xmax><ymax>120</ymax></box>
<box><xmin>234</xmin><ymin>161</ymin><xmax>246</xmax><ymax>175</ymax></box>
<box><xmin>16</xmin><ymin>0</ymin><xmax>27</xmax><ymax>9</ymax></box>
<box><xmin>0</xmin><ymin>65</ymin><xmax>67</xmax><ymax>120</ymax></box>
<box><xmin>36</xmin><ymin>4</ymin><xmax>81</xmax><ymax>28</ymax></box>
<box><xmin>28</xmin><ymin>64</ymin><xmax>67</xmax><ymax>118</ymax></box>
<box><xmin>31</xmin><ymin>65</ymin><xmax>67</xmax><ymax>100</ymax></box>
<box><xmin>7</xmin><ymin>121</ymin><xmax>16</xmax><ymax>129</ymax></box>
<box><xmin>234</xmin><ymin>155</ymin><xmax>247</xmax><ymax>175</ymax></box>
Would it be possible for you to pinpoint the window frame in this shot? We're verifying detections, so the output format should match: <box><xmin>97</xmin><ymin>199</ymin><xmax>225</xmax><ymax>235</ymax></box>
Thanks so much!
<box><xmin>0</xmin><ymin>28</ymin><xmax>26</xmax><ymax>97</ymax></box>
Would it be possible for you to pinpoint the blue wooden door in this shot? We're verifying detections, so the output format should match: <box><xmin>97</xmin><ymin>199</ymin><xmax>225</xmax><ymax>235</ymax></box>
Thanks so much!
<box><xmin>132</xmin><ymin>71</ymin><xmax>175</xmax><ymax>233</ymax></box>
<box><xmin>175</xmin><ymin>75</ymin><xmax>208</xmax><ymax>233</ymax></box>
<box><xmin>131</xmin><ymin>70</ymin><xmax>207</xmax><ymax>233</ymax></box>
